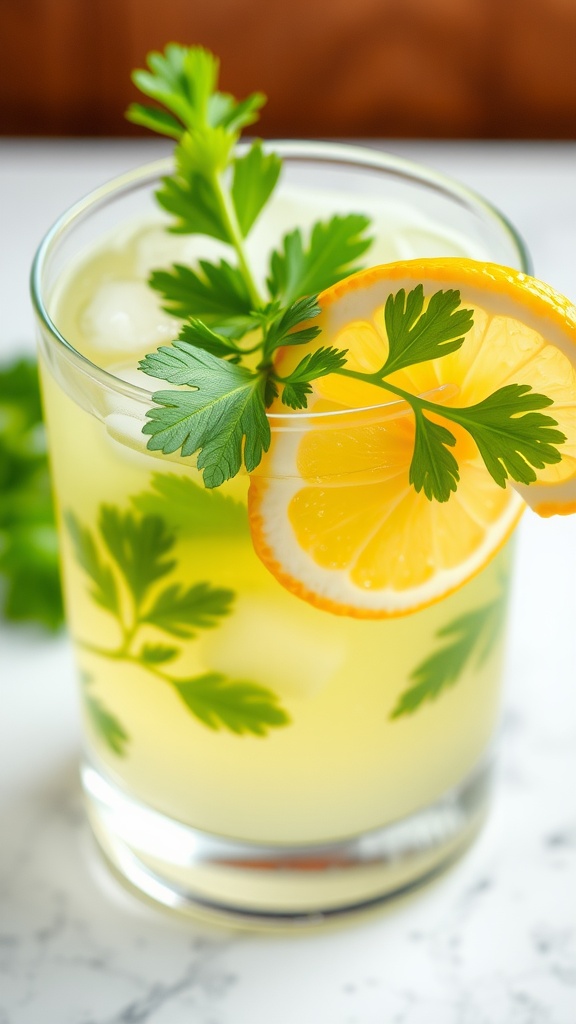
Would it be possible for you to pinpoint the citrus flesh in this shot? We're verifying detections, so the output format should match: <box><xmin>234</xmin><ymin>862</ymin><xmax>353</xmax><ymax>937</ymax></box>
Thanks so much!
<box><xmin>248</xmin><ymin>259</ymin><xmax>576</xmax><ymax>617</ymax></box>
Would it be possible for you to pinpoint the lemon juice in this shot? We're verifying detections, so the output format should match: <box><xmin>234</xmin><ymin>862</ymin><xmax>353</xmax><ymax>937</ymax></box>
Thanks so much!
<box><xmin>35</xmin><ymin>144</ymin><xmax>530</xmax><ymax>918</ymax></box>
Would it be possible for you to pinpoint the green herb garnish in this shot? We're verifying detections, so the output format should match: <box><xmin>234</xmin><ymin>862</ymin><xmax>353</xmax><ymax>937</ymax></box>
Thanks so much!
<box><xmin>131</xmin><ymin>44</ymin><xmax>564</xmax><ymax>501</ymax></box>
<box><xmin>391</xmin><ymin>582</ymin><xmax>508</xmax><ymax>718</ymax></box>
<box><xmin>0</xmin><ymin>358</ymin><xmax>63</xmax><ymax>629</ymax></box>
<box><xmin>82</xmin><ymin>672</ymin><xmax>130</xmax><ymax>756</ymax></box>
<box><xmin>141</xmin><ymin>347</ymin><xmax>271</xmax><ymax>488</ymax></box>
<box><xmin>132</xmin><ymin>472</ymin><xmax>246</xmax><ymax>534</ymax></box>
<box><xmin>173</xmin><ymin>673</ymin><xmax>290</xmax><ymax>737</ymax></box>
<box><xmin>66</xmin><ymin>502</ymin><xmax>290</xmax><ymax>739</ymax></box>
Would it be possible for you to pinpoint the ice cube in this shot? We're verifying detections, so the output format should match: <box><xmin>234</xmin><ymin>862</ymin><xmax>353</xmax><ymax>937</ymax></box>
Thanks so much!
<box><xmin>202</xmin><ymin>595</ymin><xmax>346</xmax><ymax>700</ymax></box>
<box><xmin>80</xmin><ymin>279</ymin><xmax>177</xmax><ymax>352</ymax></box>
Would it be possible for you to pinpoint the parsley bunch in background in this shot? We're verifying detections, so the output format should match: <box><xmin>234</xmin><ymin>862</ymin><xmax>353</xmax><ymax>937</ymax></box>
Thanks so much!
<box><xmin>0</xmin><ymin>359</ymin><xmax>63</xmax><ymax>630</ymax></box>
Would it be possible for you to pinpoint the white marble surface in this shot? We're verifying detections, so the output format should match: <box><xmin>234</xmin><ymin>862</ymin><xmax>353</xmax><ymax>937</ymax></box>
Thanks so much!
<box><xmin>1</xmin><ymin>140</ymin><xmax>576</xmax><ymax>1023</ymax></box>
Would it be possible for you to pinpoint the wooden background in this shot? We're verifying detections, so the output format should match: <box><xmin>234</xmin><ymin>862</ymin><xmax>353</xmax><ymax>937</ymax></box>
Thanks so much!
<box><xmin>2</xmin><ymin>0</ymin><xmax>575</xmax><ymax>138</ymax></box>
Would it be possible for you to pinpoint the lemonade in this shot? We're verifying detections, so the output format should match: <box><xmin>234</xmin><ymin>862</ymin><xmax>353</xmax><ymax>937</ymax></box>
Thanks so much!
<box><xmin>32</xmin><ymin>140</ymin><xmax>537</xmax><ymax>918</ymax></box>
<box><xmin>41</xmin><ymin>318</ymin><xmax>513</xmax><ymax>843</ymax></box>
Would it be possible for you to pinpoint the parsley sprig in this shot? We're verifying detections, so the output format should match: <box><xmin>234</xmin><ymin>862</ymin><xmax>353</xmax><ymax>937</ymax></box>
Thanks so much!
<box><xmin>66</xmin><ymin>502</ymin><xmax>290</xmax><ymax>744</ymax></box>
<box><xmin>132</xmin><ymin>44</ymin><xmax>565</xmax><ymax>502</ymax></box>
<box><xmin>391</xmin><ymin>574</ymin><xmax>509</xmax><ymax>718</ymax></box>
<box><xmin>318</xmin><ymin>286</ymin><xmax>563</xmax><ymax>500</ymax></box>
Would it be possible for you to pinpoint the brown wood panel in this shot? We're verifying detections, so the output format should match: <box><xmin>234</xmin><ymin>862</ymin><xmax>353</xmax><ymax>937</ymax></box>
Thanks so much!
<box><xmin>1</xmin><ymin>0</ymin><xmax>575</xmax><ymax>137</ymax></box>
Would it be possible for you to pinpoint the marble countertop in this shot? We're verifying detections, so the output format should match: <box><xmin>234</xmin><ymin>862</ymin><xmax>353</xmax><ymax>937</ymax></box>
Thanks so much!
<box><xmin>1</xmin><ymin>140</ymin><xmax>576</xmax><ymax>1024</ymax></box>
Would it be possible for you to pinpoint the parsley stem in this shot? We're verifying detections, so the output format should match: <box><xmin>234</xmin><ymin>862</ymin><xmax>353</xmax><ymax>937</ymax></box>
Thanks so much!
<box><xmin>336</xmin><ymin>367</ymin><xmax>426</xmax><ymax>409</ymax></box>
<box><xmin>211</xmin><ymin>171</ymin><xmax>263</xmax><ymax>310</ymax></box>
<box><xmin>77</xmin><ymin>638</ymin><xmax>127</xmax><ymax>660</ymax></box>
<box><xmin>336</xmin><ymin>367</ymin><xmax>468</xmax><ymax>422</ymax></box>
<box><xmin>76</xmin><ymin>636</ymin><xmax>181</xmax><ymax>689</ymax></box>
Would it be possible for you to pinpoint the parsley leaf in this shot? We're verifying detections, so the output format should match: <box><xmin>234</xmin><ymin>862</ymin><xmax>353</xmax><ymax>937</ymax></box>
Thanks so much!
<box><xmin>81</xmin><ymin>671</ymin><xmax>129</xmax><ymax>756</ymax></box>
<box><xmin>127</xmin><ymin>45</ymin><xmax>265</xmax><ymax>137</ymax></box>
<box><xmin>140</xmin><ymin>346</ymin><xmax>270</xmax><ymax>487</ymax></box>
<box><xmin>131</xmin><ymin>473</ymin><xmax>247</xmax><ymax>535</ymax></box>
<box><xmin>391</xmin><ymin>592</ymin><xmax>506</xmax><ymax>718</ymax></box>
<box><xmin>381</xmin><ymin>286</ymin><xmax>474</xmax><ymax>376</ymax></box>
<box><xmin>125</xmin><ymin>103</ymin><xmax>182</xmax><ymax>140</ymax></box>
<box><xmin>267</xmin><ymin>214</ymin><xmax>373</xmax><ymax>305</ymax></box>
<box><xmin>139</xmin><ymin>643</ymin><xmax>179</xmax><ymax>664</ymax></box>
<box><xmin>261</xmin><ymin>295</ymin><xmax>322</xmax><ymax>359</ymax></box>
<box><xmin>409</xmin><ymin>410</ymin><xmax>460</xmax><ymax>502</ymax></box>
<box><xmin>279</xmin><ymin>347</ymin><xmax>349</xmax><ymax>410</ymax></box>
<box><xmin>232</xmin><ymin>141</ymin><xmax>282</xmax><ymax>237</ymax></box>
<box><xmin>98</xmin><ymin>507</ymin><xmax>176</xmax><ymax>607</ymax></box>
<box><xmin>150</xmin><ymin>260</ymin><xmax>253</xmax><ymax>332</ymax></box>
<box><xmin>178</xmin><ymin>325</ymin><xmax>242</xmax><ymax>366</ymax></box>
<box><xmin>84</xmin><ymin>692</ymin><xmax>130</xmax><ymax>755</ymax></box>
<box><xmin>445</xmin><ymin>384</ymin><xmax>566</xmax><ymax>487</ymax></box>
<box><xmin>177</xmin><ymin>320</ymin><xmax>243</xmax><ymax>360</ymax></box>
<box><xmin>209</xmin><ymin>91</ymin><xmax>266</xmax><ymax>134</ymax></box>
<box><xmin>64</xmin><ymin>511</ymin><xmax>120</xmax><ymax>616</ymax></box>
<box><xmin>279</xmin><ymin>382</ymin><xmax>312</xmax><ymax>412</ymax></box>
<box><xmin>129</xmin><ymin>45</ymin><xmax>216</xmax><ymax>131</ymax></box>
<box><xmin>176</xmin><ymin>125</ymin><xmax>234</xmax><ymax>178</ymax></box>
<box><xmin>142</xmin><ymin>581</ymin><xmax>234</xmax><ymax>638</ymax></box>
<box><xmin>156</xmin><ymin>154</ymin><xmax>230</xmax><ymax>241</ymax></box>
<box><xmin>173</xmin><ymin>673</ymin><xmax>290</xmax><ymax>735</ymax></box>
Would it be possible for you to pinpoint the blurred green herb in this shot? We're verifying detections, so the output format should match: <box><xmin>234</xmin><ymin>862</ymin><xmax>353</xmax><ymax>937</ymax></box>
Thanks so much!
<box><xmin>82</xmin><ymin>672</ymin><xmax>129</xmax><ymax>756</ymax></box>
<box><xmin>67</xmin><ymin>502</ymin><xmax>290</xmax><ymax>738</ymax></box>
<box><xmin>131</xmin><ymin>471</ymin><xmax>247</xmax><ymax>534</ymax></box>
<box><xmin>390</xmin><ymin>585</ymin><xmax>508</xmax><ymax>718</ymax></box>
<box><xmin>0</xmin><ymin>358</ymin><xmax>63</xmax><ymax>629</ymax></box>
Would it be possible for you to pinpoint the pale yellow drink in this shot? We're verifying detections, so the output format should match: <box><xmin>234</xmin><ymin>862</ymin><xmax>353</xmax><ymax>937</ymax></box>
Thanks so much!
<box><xmin>34</xmin><ymin>146</ymin><xmax>528</xmax><ymax>916</ymax></box>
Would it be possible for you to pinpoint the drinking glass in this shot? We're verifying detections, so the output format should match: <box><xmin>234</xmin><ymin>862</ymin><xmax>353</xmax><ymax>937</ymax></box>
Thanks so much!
<box><xmin>31</xmin><ymin>142</ymin><xmax>529</xmax><ymax>923</ymax></box>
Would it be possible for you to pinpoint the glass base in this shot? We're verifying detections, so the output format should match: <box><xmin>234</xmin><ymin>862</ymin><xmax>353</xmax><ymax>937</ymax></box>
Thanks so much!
<box><xmin>82</xmin><ymin>759</ymin><xmax>492</xmax><ymax>926</ymax></box>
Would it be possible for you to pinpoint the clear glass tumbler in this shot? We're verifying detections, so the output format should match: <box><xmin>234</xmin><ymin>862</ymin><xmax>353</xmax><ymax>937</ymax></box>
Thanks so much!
<box><xmin>31</xmin><ymin>142</ymin><xmax>529</xmax><ymax>924</ymax></box>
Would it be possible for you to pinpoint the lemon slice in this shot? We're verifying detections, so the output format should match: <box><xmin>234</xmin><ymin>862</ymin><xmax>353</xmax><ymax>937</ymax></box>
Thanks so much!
<box><xmin>248</xmin><ymin>259</ymin><xmax>576</xmax><ymax>618</ymax></box>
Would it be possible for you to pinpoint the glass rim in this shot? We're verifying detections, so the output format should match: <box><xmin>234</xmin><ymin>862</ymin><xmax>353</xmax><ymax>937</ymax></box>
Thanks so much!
<box><xmin>30</xmin><ymin>138</ymin><xmax>531</xmax><ymax>425</ymax></box>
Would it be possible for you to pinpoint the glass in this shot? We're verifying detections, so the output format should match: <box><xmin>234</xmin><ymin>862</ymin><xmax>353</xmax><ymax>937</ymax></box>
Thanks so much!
<box><xmin>31</xmin><ymin>142</ymin><xmax>529</xmax><ymax>924</ymax></box>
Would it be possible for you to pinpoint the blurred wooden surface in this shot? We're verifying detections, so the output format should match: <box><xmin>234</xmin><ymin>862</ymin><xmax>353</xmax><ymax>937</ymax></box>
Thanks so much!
<box><xmin>2</xmin><ymin>0</ymin><xmax>575</xmax><ymax>138</ymax></box>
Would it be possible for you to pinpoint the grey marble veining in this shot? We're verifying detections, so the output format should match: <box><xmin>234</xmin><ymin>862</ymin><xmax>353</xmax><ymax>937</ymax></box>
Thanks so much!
<box><xmin>1</xmin><ymin>141</ymin><xmax>576</xmax><ymax>1024</ymax></box>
